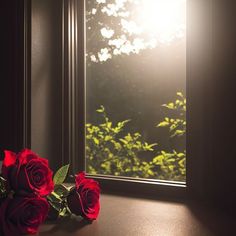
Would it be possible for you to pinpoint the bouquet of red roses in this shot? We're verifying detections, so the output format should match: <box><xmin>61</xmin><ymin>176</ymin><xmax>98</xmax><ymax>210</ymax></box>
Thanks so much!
<box><xmin>0</xmin><ymin>149</ymin><xmax>100</xmax><ymax>236</ymax></box>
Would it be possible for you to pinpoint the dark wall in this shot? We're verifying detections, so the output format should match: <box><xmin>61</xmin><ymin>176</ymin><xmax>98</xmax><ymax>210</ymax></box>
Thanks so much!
<box><xmin>187</xmin><ymin>0</ymin><xmax>213</xmax><ymax>204</ymax></box>
<box><xmin>206</xmin><ymin>0</ymin><xmax>236</xmax><ymax>211</ymax></box>
<box><xmin>0</xmin><ymin>0</ymin><xmax>64</xmax><ymax>169</ymax></box>
<box><xmin>31</xmin><ymin>0</ymin><xmax>63</xmax><ymax>170</ymax></box>
<box><xmin>0</xmin><ymin>1</ymin><xmax>25</xmax><ymax>158</ymax></box>
<box><xmin>187</xmin><ymin>0</ymin><xmax>236</xmax><ymax>212</ymax></box>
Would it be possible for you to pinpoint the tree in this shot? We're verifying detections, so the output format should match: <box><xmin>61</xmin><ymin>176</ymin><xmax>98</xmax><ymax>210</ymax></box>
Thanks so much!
<box><xmin>86</xmin><ymin>0</ymin><xmax>186</xmax><ymax>63</ymax></box>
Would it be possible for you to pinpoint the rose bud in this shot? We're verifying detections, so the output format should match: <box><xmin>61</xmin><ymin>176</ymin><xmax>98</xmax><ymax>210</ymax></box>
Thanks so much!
<box><xmin>0</xmin><ymin>195</ymin><xmax>49</xmax><ymax>236</ymax></box>
<box><xmin>67</xmin><ymin>172</ymin><xmax>100</xmax><ymax>220</ymax></box>
<box><xmin>1</xmin><ymin>149</ymin><xmax>54</xmax><ymax>196</ymax></box>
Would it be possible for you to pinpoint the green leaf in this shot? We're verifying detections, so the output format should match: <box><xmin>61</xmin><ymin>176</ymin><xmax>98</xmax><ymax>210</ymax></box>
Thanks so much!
<box><xmin>171</xmin><ymin>130</ymin><xmax>185</xmax><ymax>137</ymax></box>
<box><xmin>119</xmin><ymin>138</ymin><xmax>128</xmax><ymax>144</ymax></box>
<box><xmin>59</xmin><ymin>207</ymin><xmax>68</xmax><ymax>217</ymax></box>
<box><xmin>96</xmin><ymin>105</ymin><xmax>105</xmax><ymax>113</ymax></box>
<box><xmin>170</xmin><ymin>124</ymin><xmax>177</xmax><ymax>131</ymax></box>
<box><xmin>178</xmin><ymin>159</ymin><xmax>186</xmax><ymax>168</ymax></box>
<box><xmin>47</xmin><ymin>191</ymin><xmax>62</xmax><ymax>214</ymax></box>
<box><xmin>177</xmin><ymin>152</ymin><xmax>185</xmax><ymax>158</ymax></box>
<box><xmin>53</xmin><ymin>164</ymin><xmax>70</xmax><ymax>185</ymax></box>
<box><xmin>162</xmin><ymin>103</ymin><xmax>175</xmax><ymax>109</ymax></box>
<box><xmin>177</xmin><ymin>92</ymin><xmax>183</xmax><ymax>98</ymax></box>
<box><xmin>157</xmin><ymin>121</ymin><xmax>169</xmax><ymax>127</ymax></box>
<box><xmin>104</xmin><ymin>135</ymin><xmax>112</xmax><ymax>141</ymax></box>
<box><xmin>47</xmin><ymin>191</ymin><xmax>62</xmax><ymax>202</ymax></box>
<box><xmin>93</xmin><ymin>137</ymin><xmax>100</xmax><ymax>145</ymax></box>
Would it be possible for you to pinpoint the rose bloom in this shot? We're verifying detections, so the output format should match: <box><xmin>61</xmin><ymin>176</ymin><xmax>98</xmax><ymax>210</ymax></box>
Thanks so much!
<box><xmin>2</xmin><ymin>149</ymin><xmax>54</xmax><ymax>196</ymax></box>
<box><xmin>0</xmin><ymin>195</ymin><xmax>49</xmax><ymax>236</ymax></box>
<box><xmin>67</xmin><ymin>172</ymin><xmax>100</xmax><ymax>220</ymax></box>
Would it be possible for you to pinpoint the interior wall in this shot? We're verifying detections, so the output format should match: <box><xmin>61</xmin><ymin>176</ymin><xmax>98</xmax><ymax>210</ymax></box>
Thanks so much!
<box><xmin>0</xmin><ymin>1</ymin><xmax>25</xmax><ymax>157</ymax></box>
<box><xmin>31</xmin><ymin>0</ymin><xmax>63</xmax><ymax>170</ymax></box>
<box><xmin>187</xmin><ymin>0</ymin><xmax>213</xmax><ymax>203</ymax></box>
<box><xmin>187</xmin><ymin>0</ymin><xmax>236</xmax><ymax>212</ymax></box>
<box><xmin>206</xmin><ymin>0</ymin><xmax>236</xmax><ymax>211</ymax></box>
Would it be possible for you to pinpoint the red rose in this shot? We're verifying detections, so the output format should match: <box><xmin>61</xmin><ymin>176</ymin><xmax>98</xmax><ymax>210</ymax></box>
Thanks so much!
<box><xmin>67</xmin><ymin>172</ymin><xmax>100</xmax><ymax>220</ymax></box>
<box><xmin>2</xmin><ymin>149</ymin><xmax>54</xmax><ymax>196</ymax></box>
<box><xmin>0</xmin><ymin>195</ymin><xmax>49</xmax><ymax>236</ymax></box>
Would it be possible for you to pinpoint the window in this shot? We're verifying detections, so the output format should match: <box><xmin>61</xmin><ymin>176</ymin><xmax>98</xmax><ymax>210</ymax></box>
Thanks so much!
<box><xmin>85</xmin><ymin>0</ymin><xmax>186</xmax><ymax>183</ymax></box>
<box><xmin>29</xmin><ymin>0</ymin><xmax>187</xmax><ymax>198</ymax></box>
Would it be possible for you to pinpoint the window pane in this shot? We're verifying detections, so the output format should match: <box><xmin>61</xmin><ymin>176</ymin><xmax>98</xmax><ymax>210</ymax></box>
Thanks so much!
<box><xmin>85</xmin><ymin>0</ymin><xmax>186</xmax><ymax>182</ymax></box>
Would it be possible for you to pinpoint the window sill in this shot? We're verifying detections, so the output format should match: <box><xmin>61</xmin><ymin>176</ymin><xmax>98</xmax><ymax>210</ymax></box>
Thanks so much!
<box><xmin>39</xmin><ymin>193</ymin><xmax>235</xmax><ymax>236</ymax></box>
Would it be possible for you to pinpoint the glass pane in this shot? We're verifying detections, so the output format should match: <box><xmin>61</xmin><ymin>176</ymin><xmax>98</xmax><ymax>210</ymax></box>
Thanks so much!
<box><xmin>85</xmin><ymin>0</ymin><xmax>186</xmax><ymax>182</ymax></box>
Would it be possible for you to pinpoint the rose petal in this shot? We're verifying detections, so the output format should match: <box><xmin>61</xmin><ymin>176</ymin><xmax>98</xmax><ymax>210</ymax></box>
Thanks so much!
<box><xmin>73</xmin><ymin>172</ymin><xmax>100</xmax><ymax>220</ymax></box>
<box><xmin>0</xmin><ymin>196</ymin><xmax>49</xmax><ymax>236</ymax></box>
<box><xmin>75</xmin><ymin>172</ymin><xmax>87</xmax><ymax>185</ymax></box>
<box><xmin>67</xmin><ymin>188</ymin><xmax>84</xmax><ymax>215</ymax></box>
<box><xmin>17</xmin><ymin>149</ymin><xmax>39</xmax><ymax>165</ymax></box>
<box><xmin>2</xmin><ymin>150</ymin><xmax>17</xmax><ymax>179</ymax></box>
<box><xmin>3</xmin><ymin>149</ymin><xmax>54</xmax><ymax>197</ymax></box>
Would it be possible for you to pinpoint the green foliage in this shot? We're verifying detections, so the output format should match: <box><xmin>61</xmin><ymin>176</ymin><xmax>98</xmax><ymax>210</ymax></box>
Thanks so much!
<box><xmin>86</xmin><ymin>106</ymin><xmax>157</xmax><ymax>177</ymax></box>
<box><xmin>157</xmin><ymin>92</ymin><xmax>186</xmax><ymax>138</ymax></box>
<box><xmin>147</xmin><ymin>150</ymin><xmax>186</xmax><ymax>181</ymax></box>
<box><xmin>47</xmin><ymin>191</ymin><xmax>63</xmax><ymax>212</ymax></box>
<box><xmin>53</xmin><ymin>164</ymin><xmax>70</xmax><ymax>185</ymax></box>
<box><xmin>47</xmin><ymin>165</ymin><xmax>71</xmax><ymax>219</ymax></box>
<box><xmin>47</xmin><ymin>188</ymin><xmax>71</xmax><ymax>218</ymax></box>
<box><xmin>152</xmin><ymin>92</ymin><xmax>186</xmax><ymax>181</ymax></box>
<box><xmin>86</xmin><ymin>92</ymin><xmax>186</xmax><ymax>182</ymax></box>
<box><xmin>54</xmin><ymin>184</ymin><xmax>70</xmax><ymax>198</ymax></box>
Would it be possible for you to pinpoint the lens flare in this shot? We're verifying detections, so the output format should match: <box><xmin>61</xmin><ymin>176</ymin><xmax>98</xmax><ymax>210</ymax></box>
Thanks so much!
<box><xmin>139</xmin><ymin>0</ymin><xmax>186</xmax><ymax>43</ymax></box>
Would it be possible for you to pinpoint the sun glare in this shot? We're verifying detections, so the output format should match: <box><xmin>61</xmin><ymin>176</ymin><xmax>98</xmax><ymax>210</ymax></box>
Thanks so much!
<box><xmin>139</xmin><ymin>0</ymin><xmax>186</xmax><ymax>43</ymax></box>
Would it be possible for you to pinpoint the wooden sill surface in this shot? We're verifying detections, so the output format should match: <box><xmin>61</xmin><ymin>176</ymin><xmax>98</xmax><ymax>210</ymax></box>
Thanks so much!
<box><xmin>39</xmin><ymin>194</ymin><xmax>235</xmax><ymax>236</ymax></box>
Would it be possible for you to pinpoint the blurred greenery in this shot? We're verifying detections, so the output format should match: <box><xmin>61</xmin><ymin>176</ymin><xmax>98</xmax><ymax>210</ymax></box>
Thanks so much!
<box><xmin>86</xmin><ymin>92</ymin><xmax>186</xmax><ymax>182</ymax></box>
<box><xmin>86</xmin><ymin>105</ymin><xmax>157</xmax><ymax>177</ymax></box>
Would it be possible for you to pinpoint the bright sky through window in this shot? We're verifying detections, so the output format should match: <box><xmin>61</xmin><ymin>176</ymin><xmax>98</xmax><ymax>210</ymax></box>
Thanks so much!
<box><xmin>88</xmin><ymin>0</ymin><xmax>186</xmax><ymax>63</ymax></box>
<box><xmin>138</xmin><ymin>0</ymin><xmax>186</xmax><ymax>43</ymax></box>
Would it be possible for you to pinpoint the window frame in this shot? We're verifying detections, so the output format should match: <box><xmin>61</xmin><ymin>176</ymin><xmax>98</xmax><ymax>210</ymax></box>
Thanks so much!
<box><xmin>63</xmin><ymin>0</ymin><xmax>187</xmax><ymax>199</ymax></box>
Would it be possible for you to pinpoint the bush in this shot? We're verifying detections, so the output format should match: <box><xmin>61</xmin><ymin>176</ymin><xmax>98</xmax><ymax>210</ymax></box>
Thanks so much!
<box><xmin>86</xmin><ymin>92</ymin><xmax>186</xmax><ymax>181</ymax></box>
<box><xmin>151</xmin><ymin>92</ymin><xmax>186</xmax><ymax>181</ymax></box>
<box><xmin>86</xmin><ymin>105</ymin><xmax>157</xmax><ymax>177</ymax></box>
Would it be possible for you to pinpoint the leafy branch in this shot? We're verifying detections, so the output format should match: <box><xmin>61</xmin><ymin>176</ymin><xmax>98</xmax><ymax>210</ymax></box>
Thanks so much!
<box><xmin>47</xmin><ymin>164</ymin><xmax>71</xmax><ymax>219</ymax></box>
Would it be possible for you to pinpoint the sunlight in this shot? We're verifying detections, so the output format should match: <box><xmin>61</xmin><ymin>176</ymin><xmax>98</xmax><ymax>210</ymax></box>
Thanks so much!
<box><xmin>139</xmin><ymin>0</ymin><xmax>186</xmax><ymax>43</ymax></box>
